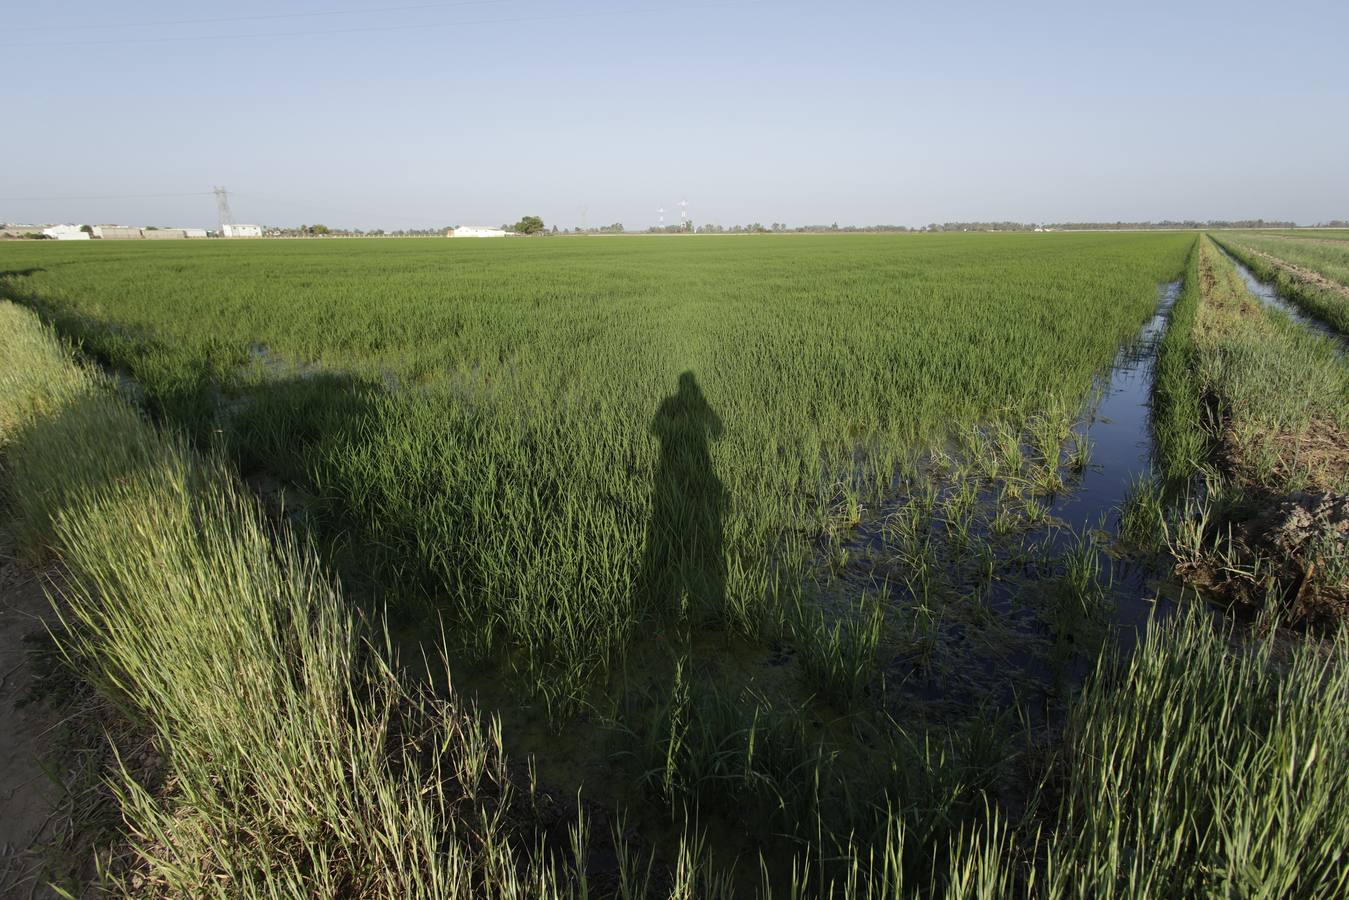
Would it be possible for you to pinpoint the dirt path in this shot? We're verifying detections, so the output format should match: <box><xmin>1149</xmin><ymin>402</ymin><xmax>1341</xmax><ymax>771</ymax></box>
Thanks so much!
<box><xmin>0</xmin><ymin>551</ymin><xmax>62</xmax><ymax>898</ymax></box>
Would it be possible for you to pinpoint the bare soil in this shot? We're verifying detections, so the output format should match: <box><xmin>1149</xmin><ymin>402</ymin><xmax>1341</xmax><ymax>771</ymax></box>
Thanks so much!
<box><xmin>1185</xmin><ymin>404</ymin><xmax>1349</xmax><ymax>626</ymax></box>
<box><xmin>0</xmin><ymin>544</ymin><xmax>150</xmax><ymax>898</ymax></box>
<box><xmin>0</xmin><ymin>553</ymin><xmax>62</xmax><ymax>898</ymax></box>
<box><xmin>1177</xmin><ymin>488</ymin><xmax>1349</xmax><ymax>627</ymax></box>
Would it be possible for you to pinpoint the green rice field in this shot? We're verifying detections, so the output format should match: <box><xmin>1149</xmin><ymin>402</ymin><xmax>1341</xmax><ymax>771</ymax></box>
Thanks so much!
<box><xmin>3</xmin><ymin>231</ymin><xmax>1347</xmax><ymax>896</ymax></box>
<box><xmin>0</xmin><ymin>234</ymin><xmax>1192</xmax><ymax>693</ymax></box>
<box><xmin>1222</xmin><ymin>231</ymin><xmax>1349</xmax><ymax>288</ymax></box>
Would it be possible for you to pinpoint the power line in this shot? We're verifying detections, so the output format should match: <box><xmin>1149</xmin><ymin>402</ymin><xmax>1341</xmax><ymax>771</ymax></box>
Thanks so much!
<box><xmin>6</xmin><ymin>0</ymin><xmax>514</xmax><ymax>33</ymax></box>
<box><xmin>0</xmin><ymin>192</ymin><xmax>215</xmax><ymax>202</ymax></box>
<box><xmin>1</xmin><ymin>2</ymin><xmax>755</xmax><ymax>49</ymax></box>
<box><xmin>230</xmin><ymin>193</ymin><xmax>455</xmax><ymax>225</ymax></box>
<box><xmin>0</xmin><ymin>187</ymin><xmax>449</xmax><ymax>227</ymax></box>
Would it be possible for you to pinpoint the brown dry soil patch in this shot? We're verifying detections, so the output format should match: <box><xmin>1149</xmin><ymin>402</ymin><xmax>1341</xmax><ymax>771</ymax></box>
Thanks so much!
<box><xmin>0</xmin><ymin>548</ymin><xmax>149</xmax><ymax>899</ymax></box>
<box><xmin>1177</xmin><ymin>489</ymin><xmax>1349</xmax><ymax>627</ymax></box>
<box><xmin>1230</xmin><ymin>425</ymin><xmax>1349</xmax><ymax>625</ymax></box>
<box><xmin>1178</xmin><ymin>439</ymin><xmax>1347</xmax><ymax>626</ymax></box>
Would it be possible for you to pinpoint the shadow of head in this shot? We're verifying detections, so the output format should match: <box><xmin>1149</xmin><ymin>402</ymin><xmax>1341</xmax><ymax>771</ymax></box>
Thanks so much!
<box><xmin>658</xmin><ymin>371</ymin><xmax>723</xmax><ymax>441</ymax></box>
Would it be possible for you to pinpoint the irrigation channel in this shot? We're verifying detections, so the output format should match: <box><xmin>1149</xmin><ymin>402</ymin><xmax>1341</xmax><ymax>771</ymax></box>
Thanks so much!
<box><xmin>812</xmin><ymin>281</ymin><xmax>1184</xmax><ymax>724</ymax></box>
<box><xmin>1218</xmin><ymin>245</ymin><xmax>1349</xmax><ymax>353</ymax></box>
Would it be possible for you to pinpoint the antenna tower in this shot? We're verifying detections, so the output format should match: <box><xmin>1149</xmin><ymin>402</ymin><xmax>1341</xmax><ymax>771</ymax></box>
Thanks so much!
<box><xmin>213</xmin><ymin>186</ymin><xmax>234</xmax><ymax>230</ymax></box>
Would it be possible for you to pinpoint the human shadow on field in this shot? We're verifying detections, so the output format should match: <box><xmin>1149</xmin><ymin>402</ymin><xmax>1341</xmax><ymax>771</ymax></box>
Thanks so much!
<box><xmin>638</xmin><ymin>372</ymin><xmax>727</xmax><ymax>620</ymax></box>
<box><xmin>0</xmin><ymin>267</ymin><xmax>46</xmax><ymax>280</ymax></box>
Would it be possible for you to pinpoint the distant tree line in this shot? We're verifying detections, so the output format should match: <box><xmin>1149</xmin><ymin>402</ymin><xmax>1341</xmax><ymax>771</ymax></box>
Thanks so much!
<box><xmin>1041</xmin><ymin>219</ymin><xmax>1299</xmax><ymax>231</ymax></box>
<box><xmin>891</xmin><ymin>220</ymin><xmax>1304</xmax><ymax>233</ymax></box>
<box><xmin>8</xmin><ymin>216</ymin><xmax>1339</xmax><ymax>242</ymax></box>
<box><xmin>519</xmin><ymin>219</ymin><xmax>1347</xmax><ymax>236</ymax></box>
<box><xmin>687</xmin><ymin>219</ymin><xmax>1321</xmax><ymax>233</ymax></box>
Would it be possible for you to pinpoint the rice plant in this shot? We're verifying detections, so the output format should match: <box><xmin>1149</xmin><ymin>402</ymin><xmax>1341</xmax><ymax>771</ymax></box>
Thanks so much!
<box><xmin>791</xmin><ymin>592</ymin><xmax>886</xmax><ymax>711</ymax></box>
<box><xmin>1046</xmin><ymin>604</ymin><xmax>1349</xmax><ymax>899</ymax></box>
<box><xmin>1</xmin><ymin>232</ymin><xmax>1195</xmax><ymax>711</ymax></box>
<box><xmin>14</xmin><ymin>232</ymin><xmax>1347</xmax><ymax>896</ymax></box>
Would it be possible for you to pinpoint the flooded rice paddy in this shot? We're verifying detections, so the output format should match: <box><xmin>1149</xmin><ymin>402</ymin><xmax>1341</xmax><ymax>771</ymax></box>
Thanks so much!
<box><xmin>420</xmin><ymin>278</ymin><xmax>1200</xmax><ymax>883</ymax></box>
<box><xmin>4</xmin><ymin>234</ymin><xmax>1229</xmax><ymax>890</ymax></box>
<box><xmin>809</xmin><ymin>282</ymin><xmax>1183</xmax><ymax>723</ymax></box>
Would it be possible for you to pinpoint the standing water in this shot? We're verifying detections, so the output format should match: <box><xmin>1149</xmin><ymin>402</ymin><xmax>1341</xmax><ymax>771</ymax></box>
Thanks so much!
<box><xmin>1217</xmin><ymin>246</ymin><xmax>1348</xmax><ymax>354</ymax></box>
<box><xmin>1050</xmin><ymin>281</ymin><xmax>1180</xmax><ymax>534</ymax></box>
<box><xmin>815</xmin><ymin>281</ymin><xmax>1184</xmax><ymax>721</ymax></box>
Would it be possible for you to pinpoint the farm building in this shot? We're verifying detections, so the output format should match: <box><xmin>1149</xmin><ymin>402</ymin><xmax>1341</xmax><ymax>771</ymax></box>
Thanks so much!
<box><xmin>94</xmin><ymin>225</ymin><xmax>145</xmax><ymax>240</ymax></box>
<box><xmin>222</xmin><ymin>224</ymin><xmax>263</xmax><ymax>238</ymax></box>
<box><xmin>143</xmin><ymin>228</ymin><xmax>207</xmax><ymax>240</ymax></box>
<box><xmin>89</xmin><ymin>225</ymin><xmax>208</xmax><ymax>240</ymax></box>
<box><xmin>42</xmin><ymin>224</ymin><xmax>90</xmax><ymax>240</ymax></box>
<box><xmin>448</xmin><ymin>225</ymin><xmax>511</xmax><ymax>238</ymax></box>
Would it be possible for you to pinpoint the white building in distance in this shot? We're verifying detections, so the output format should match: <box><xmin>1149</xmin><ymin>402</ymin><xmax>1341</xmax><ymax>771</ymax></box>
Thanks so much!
<box><xmin>91</xmin><ymin>225</ymin><xmax>208</xmax><ymax>239</ymax></box>
<box><xmin>222</xmin><ymin>223</ymin><xmax>263</xmax><ymax>238</ymax></box>
<box><xmin>43</xmin><ymin>224</ymin><xmax>90</xmax><ymax>240</ymax></box>
<box><xmin>92</xmin><ymin>225</ymin><xmax>142</xmax><ymax>240</ymax></box>
<box><xmin>143</xmin><ymin>228</ymin><xmax>208</xmax><ymax>240</ymax></box>
<box><xmin>448</xmin><ymin>225</ymin><xmax>511</xmax><ymax>238</ymax></box>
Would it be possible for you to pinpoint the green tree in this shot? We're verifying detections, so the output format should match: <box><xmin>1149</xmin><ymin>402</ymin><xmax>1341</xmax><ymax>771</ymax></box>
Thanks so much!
<box><xmin>513</xmin><ymin>215</ymin><xmax>545</xmax><ymax>235</ymax></box>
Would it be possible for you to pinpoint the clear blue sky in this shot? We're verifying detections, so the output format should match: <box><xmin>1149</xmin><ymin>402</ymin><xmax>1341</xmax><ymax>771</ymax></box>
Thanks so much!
<box><xmin>5</xmin><ymin>0</ymin><xmax>1347</xmax><ymax>230</ymax></box>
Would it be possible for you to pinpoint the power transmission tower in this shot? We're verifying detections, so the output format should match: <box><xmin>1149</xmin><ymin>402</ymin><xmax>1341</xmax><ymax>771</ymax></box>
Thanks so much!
<box><xmin>657</xmin><ymin>207</ymin><xmax>665</xmax><ymax>228</ymax></box>
<box><xmin>213</xmin><ymin>186</ymin><xmax>234</xmax><ymax>231</ymax></box>
<box><xmin>678</xmin><ymin>198</ymin><xmax>689</xmax><ymax>231</ymax></box>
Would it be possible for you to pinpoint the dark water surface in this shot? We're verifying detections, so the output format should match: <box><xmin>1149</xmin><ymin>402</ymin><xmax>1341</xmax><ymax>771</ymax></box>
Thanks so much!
<box><xmin>1052</xmin><ymin>280</ymin><xmax>1181</xmax><ymax>635</ymax></box>
<box><xmin>814</xmin><ymin>281</ymin><xmax>1186</xmax><ymax>720</ymax></box>
<box><xmin>1051</xmin><ymin>281</ymin><xmax>1178</xmax><ymax>535</ymax></box>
